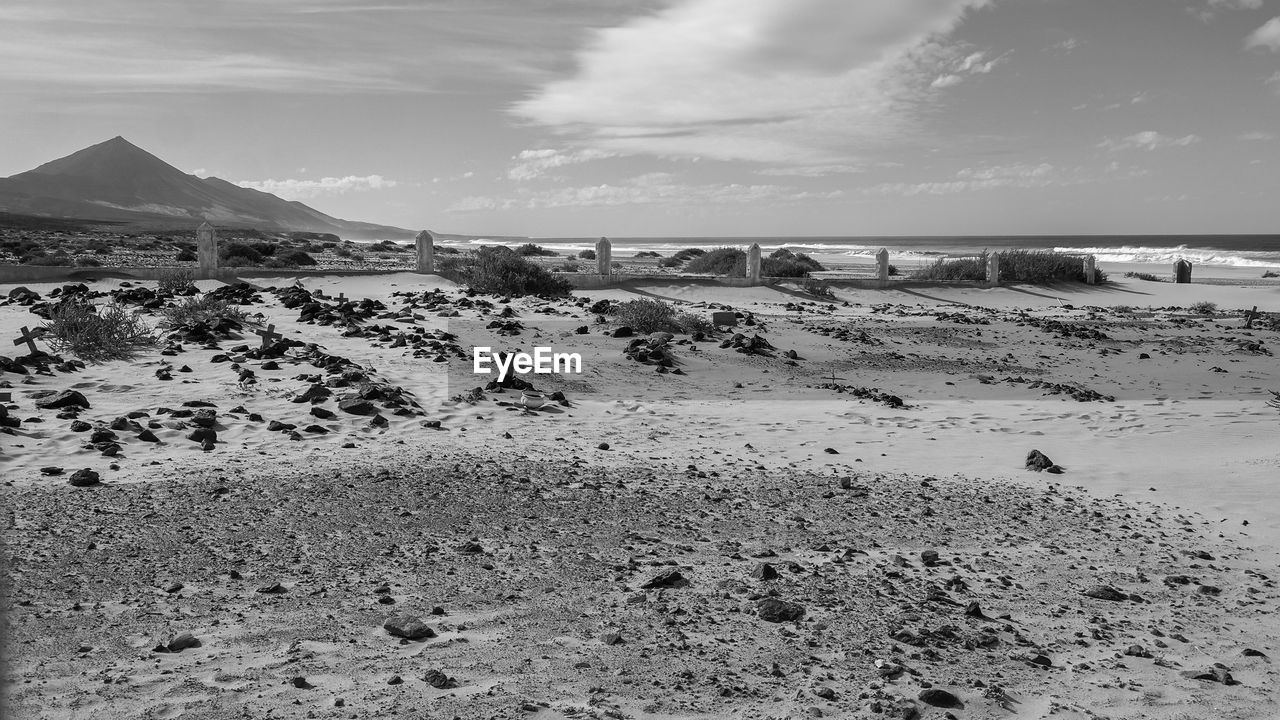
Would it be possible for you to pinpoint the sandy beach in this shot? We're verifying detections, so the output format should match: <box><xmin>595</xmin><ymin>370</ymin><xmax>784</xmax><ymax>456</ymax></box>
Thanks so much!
<box><xmin>3</xmin><ymin>270</ymin><xmax>1279</xmax><ymax>720</ymax></box>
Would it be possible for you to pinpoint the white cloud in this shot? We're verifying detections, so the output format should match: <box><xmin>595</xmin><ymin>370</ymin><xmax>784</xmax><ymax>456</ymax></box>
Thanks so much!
<box><xmin>866</xmin><ymin>162</ymin><xmax>1062</xmax><ymax>196</ymax></box>
<box><xmin>1246</xmin><ymin>17</ymin><xmax>1280</xmax><ymax>51</ymax></box>
<box><xmin>512</xmin><ymin>0</ymin><xmax>993</xmax><ymax>164</ymax></box>
<box><xmin>754</xmin><ymin>164</ymin><xmax>866</xmax><ymax>177</ymax></box>
<box><xmin>1239</xmin><ymin>131</ymin><xmax>1275</xmax><ymax>141</ymax></box>
<box><xmin>449</xmin><ymin>172</ymin><xmax>841</xmax><ymax>212</ymax></box>
<box><xmin>190</xmin><ymin>168</ymin><xmax>208</xmax><ymax>177</ymax></box>
<box><xmin>1098</xmin><ymin>131</ymin><xmax>1201</xmax><ymax>151</ymax></box>
<box><xmin>1049</xmin><ymin>37</ymin><xmax>1081</xmax><ymax>52</ymax></box>
<box><xmin>507</xmin><ymin>148</ymin><xmax>616</xmax><ymax>181</ymax></box>
<box><xmin>1211</xmin><ymin>0</ymin><xmax>1263</xmax><ymax>9</ymax></box>
<box><xmin>236</xmin><ymin>174</ymin><xmax>398</xmax><ymax>199</ymax></box>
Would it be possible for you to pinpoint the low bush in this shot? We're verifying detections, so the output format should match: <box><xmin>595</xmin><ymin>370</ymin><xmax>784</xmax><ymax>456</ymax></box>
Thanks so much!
<box><xmin>451</xmin><ymin>246</ymin><xmax>571</xmax><ymax>297</ymax></box>
<box><xmin>765</xmin><ymin>248</ymin><xmax>824</xmax><ymax>277</ymax></box>
<box><xmin>613</xmin><ymin>298</ymin><xmax>678</xmax><ymax>333</ymax></box>
<box><xmin>658</xmin><ymin>257</ymin><xmax>683</xmax><ymax>268</ymax></box>
<box><xmin>803</xmin><ymin>277</ymin><xmax>834</xmax><ymax>297</ymax></box>
<box><xmin>888</xmin><ymin>264</ymin><xmax>899</xmax><ymax>276</ymax></box>
<box><xmin>578</xmin><ymin>249</ymin><xmax>596</xmax><ymax>260</ymax></box>
<box><xmin>40</xmin><ymin>301</ymin><xmax>158</xmax><ymax>364</ymax></box>
<box><xmin>1124</xmin><ymin>271</ymin><xmax>1162</xmax><ymax>282</ymax></box>
<box><xmin>1264</xmin><ymin>270</ymin><xmax>1278</xmax><ymax>278</ymax></box>
<box><xmin>636</xmin><ymin>251</ymin><xmax>661</xmax><ymax>258</ymax></box>
<box><xmin>156</xmin><ymin>268</ymin><xmax>196</xmax><ymax>295</ymax></box>
<box><xmin>558</xmin><ymin>262</ymin><xmax>580</xmax><ymax>273</ymax></box>
<box><xmin>275</xmin><ymin>249</ymin><xmax>317</xmax><ymax>266</ymax></box>
<box><xmin>675</xmin><ymin>312</ymin><xmax>715</xmax><ymax>335</ymax></box>
<box><xmin>673</xmin><ymin>248</ymin><xmax>706</xmax><ymax>261</ymax></box>
<box><xmin>999</xmin><ymin>249</ymin><xmax>1104</xmax><ymax>283</ymax></box>
<box><xmin>685</xmin><ymin>247</ymin><xmax>746</xmax><ymax>276</ymax></box>
<box><xmin>516</xmin><ymin>243</ymin><xmax>558</xmax><ymax>257</ymax></box>
<box><xmin>219</xmin><ymin>241</ymin><xmax>263</xmax><ymax>266</ymax></box>
<box><xmin>1189</xmin><ymin>301</ymin><xmax>1217</xmax><ymax>315</ymax></box>
<box><xmin>175</xmin><ymin>248</ymin><xmax>197</xmax><ymax>262</ymax></box>
<box><xmin>911</xmin><ymin>252</ymin><xmax>989</xmax><ymax>281</ymax></box>
<box><xmin>159</xmin><ymin>294</ymin><xmax>252</xmax><ymax>327</ymax></box>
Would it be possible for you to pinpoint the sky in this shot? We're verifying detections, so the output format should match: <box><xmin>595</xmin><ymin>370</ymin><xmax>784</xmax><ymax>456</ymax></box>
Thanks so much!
<box><xmin>1</xmin><ymin>0</ymin><xmax>1279</xmax><ymax>238</ymax></box>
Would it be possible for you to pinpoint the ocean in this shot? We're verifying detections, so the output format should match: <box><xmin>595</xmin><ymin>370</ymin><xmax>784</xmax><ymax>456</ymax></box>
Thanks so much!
<box><xmin>459</xmin><ymin>234</ymin><xmax>1280</xmax><ymax>269</ymax></box>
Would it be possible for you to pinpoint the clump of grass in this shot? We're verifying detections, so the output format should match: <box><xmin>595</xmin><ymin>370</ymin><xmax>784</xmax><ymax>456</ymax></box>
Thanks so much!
<box><xmin>613</xmin><ymin>298</ymin><xmax>678</xmax><ymax>333</ymax></box>
<box><xmin>40</xmin><ymin>301</ymin><xmax>158</xmax><ymax>364</ymax></box>
<box><xmin>888</xmin><ymin>264</ymin><xmax>899</xmax><ymax>276</ymax></box>
<box><xmin>516</xmin><ymin>243</ymin><xmax>558</xmax><ymax>257</ymax></box>
<box><xmin>264</xmin><ymin>249</ymin><xmax>316</xmax><ymax>268</ymax></box>
<box><xmin>765</xmin><ymin>249</ymin><xmax>824</xmax><ymax>277</ymax></box>
<box><xmin>156</xmin><ymin>268</ymin><xmax>196</xmax><ymax>295</ymax></box>
<box><xmin>675</xmin><ymin>312</ymin><xmax>715</xmax><ymax>335</ymax></box>
<box><xmin>1263</xmin><ymin>270</ymin><xmax>1278</xmax><ymax>278</ymax></box>
<box><xmin>1189</xmin><ymin>301</ymin><xmax>1217</xmax><ymax>315</ymax></box>
<box><xmin>160</xmin><ymin>295</ymin><xmax>252</xmax><ymax>327</ymax></box>
<box><xmin>658</xmin><ymin>257</ymin><xmax>683</xmax><ymax>268</ymax></box>
<box><xmin>1124</xmin><ymin>271</ymin><xmax>1163</xmax><ymax>282</ymax></box>
<box><xmin>448</xmin><ymin>246</ymin><xmax>571</xmax><ymax>297</ymax></box>
<box><xmin>803</xmin><ymin>277</ymin><xmax>834</xmax><ymax>297</ymax></box>
<box><xmin>685</xmin><ymin>247</ymin><xmax>746</xmax><ymax>276</ymax></box>
<box><xmin>635</xmin><ymin>251</ymin><xmax>662</xmax><ymax>258</ymax></box>
<box><xmin>673</xmin><ymin>248</ymin><xmax>706</xmax><ymax>262</ymax></box>
<box><xmin>578</xmin><ymin>249</ymin><xmax>596</xmax><ymax>260</ymax></box>
<box><xmin>1111</xmin><ymin>305</ymin><xmax>1135</xmax><ymax>314</ymax></box>
<box><xmin>998</xmin><ymin>250</ymin><xmax>1105</xmax><ymax>283</ymax></box>
<box><xmin>911</xmin><ymin>251</ymin><xmax>990</xmax><ymax>281</ymax></box>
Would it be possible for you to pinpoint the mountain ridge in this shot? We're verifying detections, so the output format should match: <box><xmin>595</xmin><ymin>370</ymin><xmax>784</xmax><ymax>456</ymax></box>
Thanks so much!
<box><xmin>0</xmin><ymin>137</ymin><xmax>416</xmax><ymax>240</ymax></box>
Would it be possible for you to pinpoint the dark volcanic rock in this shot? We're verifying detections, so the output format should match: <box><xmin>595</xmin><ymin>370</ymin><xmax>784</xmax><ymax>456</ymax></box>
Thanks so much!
<box><xmin>36</xmin><ymin>390</ymin><xmax>90</xmax><ymax>410</ymax></box>
<box><xmin>641</xmin><ymin>568</ymin><xmax>688</xmax><ymax>589</ymax></box>
<box><xmin>1025</xmin><ymin>449</ymin><xmax>1054</xmax><ymax>471</ymax></box>
<box><xmin>338</xmin><ymin>398</ymin><xmax>376</xmax><ymax>416</ymax></box>
<box><xmin>756</xmin><ymin>597</ymin><xmax>805</xmax><ymax>623</ymax></box>
<box><xmin>918</xmin><ymin>688</ymin><xmax>961</xmax><ymax>708</ymax></box>
<box><xmin>1082</xmin><ymin>585</ymin><xmax>1128</xmax><ymax>602</ymax></box>
<box><xmin>383</xmin><ymin>615</ymin><xmax>436</xmax><ymax>640</ymax></box>
<box><xmin>68</xmin><ymin>468</ymin><xmax>100</xmax><ymax>487</ymax></box>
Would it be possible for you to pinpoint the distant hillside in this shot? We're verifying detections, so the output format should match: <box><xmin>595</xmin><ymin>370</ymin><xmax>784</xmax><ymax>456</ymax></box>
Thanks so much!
<box><xmin>0</xmin><ymin>136</ymin><xmax>416</xmax><ymax>240</ymax></box>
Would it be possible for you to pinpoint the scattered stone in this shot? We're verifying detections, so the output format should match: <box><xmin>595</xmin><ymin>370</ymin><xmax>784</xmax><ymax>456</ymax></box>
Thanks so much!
<box><xmin>918</xmin><ymin>688</ymin><xmax>961</xmax><ymax>708</ymax></box>
<box><xmin>1025</xmin><ymin>449</ymin><xmax>1054</xmax><ymax>471</ymax></box>
<box><xmin>383</xmin><ymin>615</ymin><xmax>436</xmax><ymax>640</ymax></box>
<box><xmin>756</xmin><ymin>597</ymin><xmax>805</xmax><ymax>623</ymax></box>
<box><xmin>641</xmin><ymin>568</ymin><xmax>688</xmax><ymax>589</ymax></box>
<box><xmin>68</xmin><ymin>468</ymin><xmax>100</xmax><ymax>487</ymax></box>
<box><xmin>167</xmin><ymin>632</ymin><xmax>201</xmax><ymax>652</ymax></box>
<box><xmin>36</xmin><ymin>390</ymin><xmax>90</xmax><ymax>410</ymax></box>
<box><xmin>1082</xmin><ymin>585</ymin><xmax>1128</xmax><ymax>602</ymax></box>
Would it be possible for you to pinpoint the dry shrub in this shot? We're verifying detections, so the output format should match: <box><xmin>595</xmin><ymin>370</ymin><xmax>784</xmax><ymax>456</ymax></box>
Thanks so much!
<box><xmin>40</xmin><ymin>301</ymin><xmax>158</xmax><ymax>364</ymax></box>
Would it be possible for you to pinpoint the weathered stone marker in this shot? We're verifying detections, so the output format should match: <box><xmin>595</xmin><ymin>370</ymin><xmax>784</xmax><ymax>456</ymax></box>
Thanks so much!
<box><xmin>0</xmin><ymin>391</ymin><xmax>11</xmax><ymax>403</ymax></box>
<box><xmin>255</xmin><ymin>324</ymin><xmax>283</xmax><ymax>348</ymax></box>
<box><xmin>986</xmin><ymin>253</ymin><xmax>1001</xmax><ymax>287</ymax></box>
<box><xmin>876</xmin><ymin>248</ymin><xmax>890</xmax><ymax>282</ymax></box>
<box><xmin>416</xmin><ymin>230</ymin><xmax>434</xmax><ymax>273</ymax></box>
<box><xmin>1174</xmin><ymin>259</ymin><xmax>1192</xmax><ymax>283</ymax></box>
<box><xmin>1085</xmin><ymin>255</ymin><xmax>1097</xmax><ymax>285</ymax></box>
<box><xmin>196</xmin><ymin>221</ymin><xmax>218</xmax><ymax>277</ymax></box>
<box><xmin>711</xmin><ymin>311</ymin><xmax>738</xmax><ymax>327</ymax></box>
<box><xmin>596</xmin><ymin>237</ymin><xmax>612</xmax><ymax>275</ymax></box>
<box><xmin>13</xmin><ymin>325</ymin><xmax>41</xmax><ymax>355</ymax></box>
<box><xmin>747</xmin><ymin>243</ymin><xmax>762</xmax><ymax>284</ymax></box>
<box><xmin>1244</xmin><ymin>306</ymin><xmax>1259</xmax><ymax>329</ymax></box>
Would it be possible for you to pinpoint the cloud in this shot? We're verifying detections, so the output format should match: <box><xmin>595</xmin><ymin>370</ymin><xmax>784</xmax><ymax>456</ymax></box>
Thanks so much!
<box><xmin>1048</xmin><ymin>37</ymin><xmax>1081</xmax><ymax>52</ymax></box>
<box><xmin>1098</xmin><ymin>131</ymin><xmax>1201</xmax><ymax>151</ymax></box>
<box><xmin>865</xmin><ymin>162</ymin><xmax>1062</xmax><ymax>196</ymax></box>
<box><xmin>236</xmin><ymin>174</ymin><xmax>398</xmax><ymax>199</ymax></box>
<box><xmin>1239</xmin><ymin>131</ymin><xmax>1275</xmax><ymax>141</ymax></box>
<box><xmin>512</xmin><ymin>0</ymin><xmax>993</xmax><ymax>164</ymax></box>
<box><xmin>507</xmin><ymin>148</ymin><xmax>616</xmax><ymax>181</ymax></box>
<box><xmin>1246</xmin><ymin>17</ymin><xmax>1280</xmax><ymax>51</ymax></box>
<box><xmin>930</xmin><ymin>49</ymin><xmax>1008</xmax><ymax>89</ymax></box>
<box><xmin>754</xmin><ymin>164</ymin><xmax>866</xmax><ymax>177</ymax></box>
<box><xmin>449</xmin><ymin>172</ymin><xmax>842</xmax><ymax>212</ymax></box>
<box><xmin>1211</xmin><ymin>0</ymin><xmax>1263</xmax><ymax>9</ymax></box>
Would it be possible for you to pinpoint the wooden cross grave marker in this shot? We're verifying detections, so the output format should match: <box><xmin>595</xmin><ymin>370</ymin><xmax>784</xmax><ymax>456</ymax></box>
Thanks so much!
<box><xmin>255</xmin><ymin>324</ymin><xmax>284</xmax><ymax>348</ymax></box>
<box><xmin>13</xmin><ymin>326</ymin><xmax>42</xmax><ymax>354</ymax></box>
<box><xmin>336</xmin><ymin>292</ymin><xmax>346</xmax><ymax>303</ymax></box>
<box><xmin>1244</xmin><ymin>306</ymin><xmax>1259</xmax><ymax>329</ymax></box>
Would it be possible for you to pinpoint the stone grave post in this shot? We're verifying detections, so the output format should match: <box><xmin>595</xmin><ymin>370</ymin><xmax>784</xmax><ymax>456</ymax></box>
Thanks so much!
<box><xmin>877</xmin><ymin>248</ymin><xmax>890</xmax><ymax>283</ymax></box>
<box><xmin>596</xmin><ymin>237</ymin><xmax>612</xmax><ymax>275</ymax></box>
<box><xmin>196</xmin><ymin>221</ymin><xmax>218</xmax><ymax>278</ymax></box>
<box><xmin>416</xmin><ymin>230</ymin><xmax>434</xmax><ymax>273</ymax></box>
<box><xmin>1174</xmin><ymin>259</ymin><xmax>1192</xmax><ymax>283</ymax></box>
<box><xmin>1085</xmin><ymin>255</ymin><xmax>1097</xmax><ymax>285</ymax></box>
<box><xmin>986</xmin><ymin>252</ymin><xmax>1001</xmax><ymax>287</ymax></box>
<box><xmin>747</xmin><ymin>243</ymin><xmax>762</xmax><ymax>284</ymax></box>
